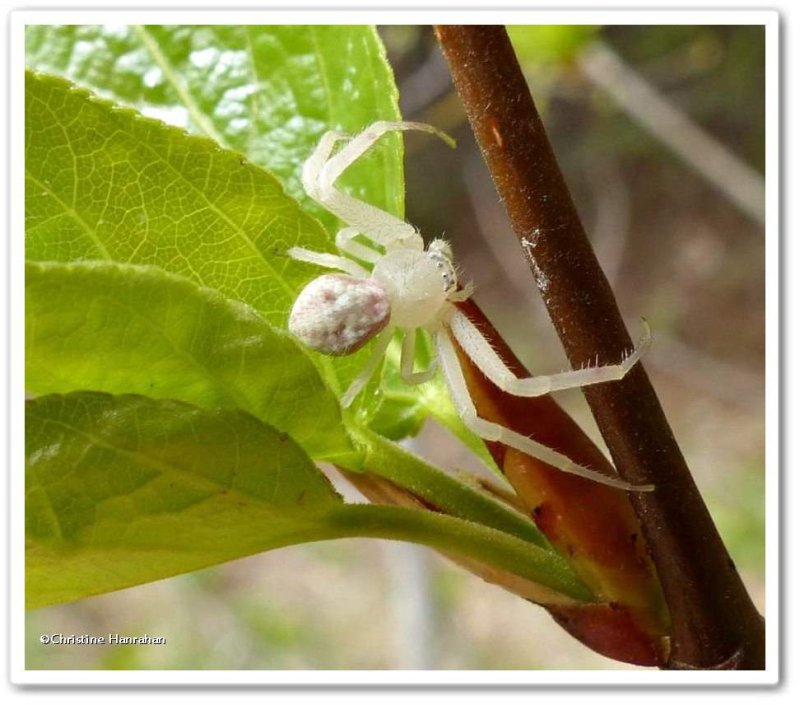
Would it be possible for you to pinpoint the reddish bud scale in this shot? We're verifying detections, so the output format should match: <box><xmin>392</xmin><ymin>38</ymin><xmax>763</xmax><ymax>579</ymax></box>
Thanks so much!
<box><xmin>453</xmin><ymin>299</ymin><xmax>670</xmax><ymax>667</ymax></box>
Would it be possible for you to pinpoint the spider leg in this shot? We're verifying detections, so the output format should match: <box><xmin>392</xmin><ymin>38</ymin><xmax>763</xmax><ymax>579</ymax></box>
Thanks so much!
<box><xmin>305</xmin><ymin>122</ymin><xmax>453</xmax><ymax>252</ymax></box>
<box><xmin>310</xmin><ymin>186</ymin><xmax>421</xmax><ymax>251</ymax></box>
<box><xmin>321</xmin><ymin>121</ymin><xmax>455</xmax><ymax>188</ymax></box>
<box><xmin>448</xmin><ymin>282</ymin><xmax>475</xmax><ymax>303</ymax></box>
<box><xmin>341</xmin><ymin>327</ymin><xmax>395</xmax><ymax>408</ymax></box>
<box><xmin>336</xmin><ymin>226</ymin><xmax>382</xmax><ymax>264</ymax></box>
<box><xmin>287</xmin><ymin>246</ymin><xmax>369</xmax><ymax>278</ymax></box>
<box><xmin>449</xmin><ymin>309</ymin><xmax>651</xmax><ymax>397</ymax></box>
<box><xmin>400</xmin><ymin>329</ymin><xmax>439</xmax><ymax>385</ymax></box>
<box><xmin>436</xmin><ymin>328</ymin><xmax>654</xmax><ymax>492</ymax></box>
<box><xmin>301</xmin><ymin>129</ymin><xmax>349</xmax><ymax>202</ymax></box>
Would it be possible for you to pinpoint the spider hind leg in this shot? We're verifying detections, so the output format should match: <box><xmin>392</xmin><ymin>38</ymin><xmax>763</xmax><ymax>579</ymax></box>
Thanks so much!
<box><xmin>436</xmin><ymin>328</ymin><xmax>654</xmax><ymax>492</ymax></box>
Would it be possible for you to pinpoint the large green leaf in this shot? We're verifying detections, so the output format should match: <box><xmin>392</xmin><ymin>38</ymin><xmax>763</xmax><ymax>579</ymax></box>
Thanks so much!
<box><xmin>25</xmin><ymin>69</ymin><xmax>325</xmax><ymax>328</ymax></box>
<box><xmin>25</xmin><ymin>68</ymin><xmax>369</xmax><ymax>394</ymax></box>
<box><xmin>25</xmin><ymin>392</ymin><xmax>342</xmax><ymax>607</ymax></box>
<box><xmin>24</xmin><ymin>25</ymin><xmax>404</xmax><ymax>231</ymax></box>
<box><xmin>25</xmin><ymin>261</ymin><xmax>351</xmax><ymax>459</ymax></box>
<box><xmin>27</xmin><ymin>393</ymin><xmax>592</xmax><ymax>608</ymax></box>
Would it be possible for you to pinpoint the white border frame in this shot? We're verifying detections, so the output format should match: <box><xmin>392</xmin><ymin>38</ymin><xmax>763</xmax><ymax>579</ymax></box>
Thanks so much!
<box><xmin>7</xmin><ymin>6</ymin><xmax>779</xmax><ymax>687</ymax></box>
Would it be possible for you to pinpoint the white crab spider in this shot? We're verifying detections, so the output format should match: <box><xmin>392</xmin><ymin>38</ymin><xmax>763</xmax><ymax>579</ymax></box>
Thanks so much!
<box><xmin>288</xmin><ymin>121</ymin><xmax>654</xmax><ymax>492</ymax></box>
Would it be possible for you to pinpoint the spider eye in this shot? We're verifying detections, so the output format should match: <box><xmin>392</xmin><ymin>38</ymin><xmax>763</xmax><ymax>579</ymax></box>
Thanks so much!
<box><xmin>426</xmin><ymin>247</ymin><xmax>458</xmax><ymax>296</ymax></box>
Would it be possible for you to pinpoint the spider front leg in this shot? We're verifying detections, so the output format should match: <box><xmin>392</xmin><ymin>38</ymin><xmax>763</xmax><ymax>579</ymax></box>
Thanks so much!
<box><xmin>449</xmin><ymin>309</ymin><xmax>651</xmax><ymax>397</ymax></box>
<box><xmin>302</xmin><ymin>128</ymin><xmax>349</xmax><ymax>201</ymax></box>
<box><xmin>320</xmin><ymin>121</ymin><xmax>454</xmax><ymax>192</ymax></box>
<box><xmin>303</xmin><ymin>121</ymin><xmax>455</xmax><ymax>252</ymax></box>
<box><xmin>436</xmin><ymin>328</ymin><xmax>654</xmax><ymax>492</ymax></box>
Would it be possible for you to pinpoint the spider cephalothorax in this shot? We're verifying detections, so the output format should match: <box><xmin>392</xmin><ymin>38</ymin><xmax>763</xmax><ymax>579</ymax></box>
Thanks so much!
<box><xmin>288</xmin><ymin>121</ymin><xmax>652</xmax><ymax>491</ymax></box>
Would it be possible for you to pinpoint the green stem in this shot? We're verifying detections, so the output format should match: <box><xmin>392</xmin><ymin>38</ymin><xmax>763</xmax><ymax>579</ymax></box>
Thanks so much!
<box><xmin>349</xmin><ymin>425</ymin><xmax>550</xmax><ymax>549</ymax></box>
<box><xmin>321</xmin><ymin>504</ymin><xmax>594</xmax><ymax>602</ymax></box>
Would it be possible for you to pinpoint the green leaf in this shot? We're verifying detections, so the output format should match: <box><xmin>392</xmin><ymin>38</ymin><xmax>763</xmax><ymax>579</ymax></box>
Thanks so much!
<box><xmin>25</xmin><ymin>69</ymin><xmax>323</xmax><ymax>329</ymax></box>
<box><xmin>27</xmin><ymin>393</ymin><xmax>592</xmax><ymax>608</ymax></box>
<box><xmin>25</xmin><ymin>261</ymin><xmax>352</xmax><ymax>459</ymax></box>
<box><xmin>24</xmin><ymin>25</ymin><xmax>404</xmax><ymax>232</ymax></box>
<box><xmin>355</xmin><ymin>427</ymin><xmax>548</xmax><ymax>549</ymax></box>
<box><xmin>25</xmin><ymin>30</ymin><xmax>453</xmax><ymax>440</ymax></box>
<box><xmin>26</xmin><ymin>392</ymin><xmax>342</xmax><ymax>608</ymax></box>
<box><xmin>25</xmin><ymin>68</ymin><xmax>367</xmax><ymax>394</ymax></box>
<box><xmin>25</xmin><ymin>40</ymin><xmax>494</xmax><ymax>482</ymax></box>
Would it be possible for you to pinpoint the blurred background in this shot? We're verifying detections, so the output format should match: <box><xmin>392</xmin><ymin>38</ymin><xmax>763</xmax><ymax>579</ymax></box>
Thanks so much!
<box><xmin>27</xmin><ymin>24</ymin><xmax>766</xmax><ymax>670</ymax></box>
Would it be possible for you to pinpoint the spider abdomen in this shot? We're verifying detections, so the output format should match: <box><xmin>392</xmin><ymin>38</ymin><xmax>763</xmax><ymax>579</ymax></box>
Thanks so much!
<box><xmin>288</xmin><ymin>273</ymin><xmax>391</xmax><ymax>356</ymax></box>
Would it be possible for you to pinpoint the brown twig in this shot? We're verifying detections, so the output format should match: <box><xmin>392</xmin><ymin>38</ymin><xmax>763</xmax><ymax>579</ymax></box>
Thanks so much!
<box><xmin>434</xmin><ymin>25</ymin><xmax>764</xmax><ymax>670</ymax></box>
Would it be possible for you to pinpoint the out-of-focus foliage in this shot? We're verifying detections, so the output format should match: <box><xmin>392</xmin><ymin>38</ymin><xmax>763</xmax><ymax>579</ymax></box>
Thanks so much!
<box><xmin>507</xmin><ymin>25</ymin><xmax>599</xmax><ymax>64</ymax></box>
<box><xmin>602</xmin><ymin>25</ymin><xmax>766</xmax><ymax>171</ymax></box>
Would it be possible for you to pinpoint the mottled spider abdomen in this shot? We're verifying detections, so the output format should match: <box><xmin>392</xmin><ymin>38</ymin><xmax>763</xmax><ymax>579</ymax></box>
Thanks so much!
<box><xmin>289</xmin><ymin>273</ymin><xmax>391</xmax><ymax>356</ymax></box>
